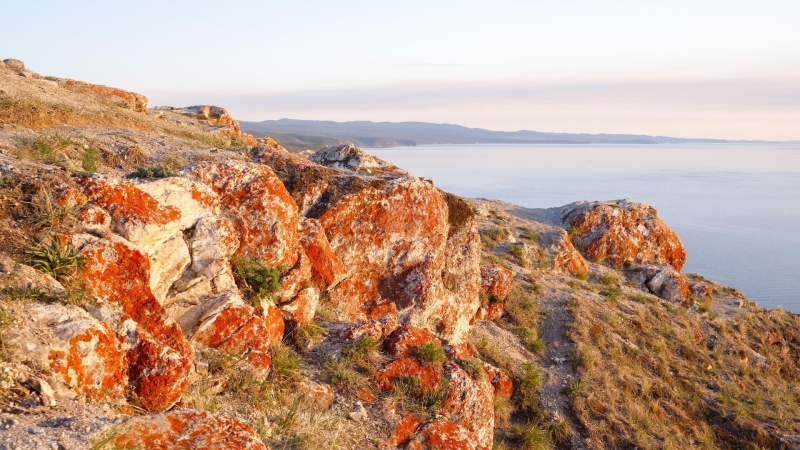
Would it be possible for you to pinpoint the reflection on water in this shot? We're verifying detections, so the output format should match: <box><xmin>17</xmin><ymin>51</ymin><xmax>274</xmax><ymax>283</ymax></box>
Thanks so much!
<box><xmin>371</xmin><ymin>143</ymin><xmax>800</xmax><ymax>312</ymax></box>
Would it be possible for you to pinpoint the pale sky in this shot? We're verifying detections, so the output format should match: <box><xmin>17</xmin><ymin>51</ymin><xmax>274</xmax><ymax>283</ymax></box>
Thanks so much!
<box><xmin>3</xmin><ymin>1</ymin><xmax>800</xmax><ymax>140</ymax></box>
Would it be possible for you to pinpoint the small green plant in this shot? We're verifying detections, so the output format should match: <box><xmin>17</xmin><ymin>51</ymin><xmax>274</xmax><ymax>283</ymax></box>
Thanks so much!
<box><xmin>576</xmin><ymin>270</ymin><xmax>589</xmax><ymax>281</ymax></box>
<box><xmin>570</xmin><ymin>346</ymin><xmax>595</xmax><ymax>371</ymax></box>
<box><xmin>392</xmin><ymin>375</ymin><xmax>450</xmax><ymax>414</ymax></box>
<box><xmin>520</xmin><ymin>227</ymin><xmax>539</xmax><ymax>241</ymax></box>
<box><xmin>415</xmin><ymin>342</ymin><xmax>447</xmax><ymax>366</ymax></box>
<box><xmin>508</xmin><ymin>423</ymin><xmax>552</xmax><ymax>450</ymax></box>
<box><xmin>508</xmin><ymin>243</ymin><xmax>528</xmax><ymax>266</ymax></box>
<box><xmin>601</xmin><ymin>286</ymin><xmax>623</xmax><ymax>302</ymax></box>
<box><xmin>289</xmin><ymin>320</ymin><xmax>327</xmax><ymax>351</ymax></box>
<box><xmin>566</xmin><ymin>227</ymin><xmax>579</xmax><ymax>238</ymax></box>
<box><xmin>342</xmin><ymin>335</ymin><xmax>379</xmax><ymax>360</ymax></box>
<box><xmin>269</xmin><ymin>343</ymin><xmax>305</xmax><ymax>386</ymax></box>
<box><xmin>28</xmin><ymin>238</ymin><xmax>84</xmax><ymax>282</ymax></box>
<box><xmin>599</xmin><ymin>274</ymin><xmax>618</xmax><ymax>286</ymax></box>
<box><xmin>630</xmin><ymin>293</ymin><xmax>656</xmax><ymax>304</ymax></box>
<box><xmin>547</xmin><ymin>420</ymin><xmax>572</xmax><ymax>444</ymax></box>
<box><xmin>127</xmin><ymin>165</ymin><xmax>179</xmax><ymax>179</ymax></box>
<box><xmin>482</xmin><ymin>226</ymin><xmax>511</xmax><ymax>242</ymax></box>
<box><xmin>82</xmin><ymin>147</ymin><xmax>101</xmax><ymax>173</ymax></box>
<box><xmin>563</xmin><ymin>379</ymin><xmax>584</xmax><ymax>398</ymax></box>
<box><xmin>516</xmin><ymin>363</ymin><xmax>542</xmax><ymax>416</ymax></box>
<box><xmin>28</xmin><ymin>190</ymin><xmax>75</xmax><ymax>230</ymax></box>
<box><xmin>455</xmin><ymin>357</ymin><xmax>486</xmax><ymax>379</ymax></box>
<box><xmin>231</xmin><ymin>256</ymin><xmax>282</xmax><ymax>303</ymax></box>
<box><xmin>515</xmin><ymin>327</ymin><xmax>545</xmax><ymax>355</ymax></box>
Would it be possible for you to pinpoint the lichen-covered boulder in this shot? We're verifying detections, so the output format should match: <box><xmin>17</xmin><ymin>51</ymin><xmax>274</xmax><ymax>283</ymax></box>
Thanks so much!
<box><xmin>79</xmin><ymin>235</ymin><xmax>193</xmax><ymax>411</ymax></box>
<box><xmin>441</xmin><ymin>362</ymin><xmax>494</xmax><ymax>449</ymax></box>
<box><xmin>374</xmin><ymin>357</ymin><xmax>442</xmax><ymax>393</ymax></box>
<box><xmin>3</xmin><ymin>303</ymin><xmax>127</xmax><ymax>401</ymax></box>
<box><xmin>550</xmin><ymin>229</ymin><xmax>589</xmax><ymax>274</ymax></box>
<box><xmin>298</xmin><ymin>217</ymin><xmax>346</xmax><ymax>290</ymax></box>
<box><xmin>310</xmin><ymin>143</ymin><xmax>399</xmax><ymax>171</ymax></box>
<box><xmin>57</xmin><ymin>78</ymin><xmax>149</xmax><ymax>112</ymax></box>
<box><xmin>278</xmin><ymin>286</ymin><xmax>319</xmax><ymax>327</ymax></box>
<box><xmin>385</xmin><ymin>325</ymin><xmax>441</xmax><ymax>359</ymax></box>
<box><xmin>480</xmin><ymin>264</ymin><xmax>513</xmax><ymax>300</ymax></box>
<box><xmin>110</xmin><ymin>410</ymin><xmax>267</xmax><ymax>450</ymax></box>
<box><xmin>404</xmin><ymin>420</ymin><xmax>480</xmax><ymax>450</ymax></box>
<box><xmin>76</xmin><ymin>175</ymin><xmax>182</xmax><ymax>250</ymax></box>
<box><xmin>190</xmin><ymin>294</ymin><xmax>284</xmax><ymax>369</ymax></box>
<box><xmin>625</xmin><ymin>264</ymin><xmax>690</xmax><ymax>304</ymax></box>
<box><xmin>134</xmin><ymin>176</ymin><xmax>221</xmax><ymax>230</ymax></box>
<box><xmin>251</xmin><ymin>145</ymin><xmax>482</xmax><ymax>345</ymax></box>
<box><xmin>559</xmin><ymin>199</ymin><xmax>686</xmax><ymax>271</ymax></box>
<box><xmin>483</xmin><ymin>363</ymin><xmax>513</xmax><ymax>399</ymax></box>
<box><xmin>186</xmin><ymin>161</ymin><xmax>300</xmax><ymax>269</ymax></box>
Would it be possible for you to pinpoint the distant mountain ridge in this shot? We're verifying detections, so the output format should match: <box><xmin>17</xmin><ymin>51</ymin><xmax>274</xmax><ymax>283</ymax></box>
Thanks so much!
<box><xmin>240</xmin><ymin>118</ymin><xmax>772</xmax><ymax>151</ymax></box>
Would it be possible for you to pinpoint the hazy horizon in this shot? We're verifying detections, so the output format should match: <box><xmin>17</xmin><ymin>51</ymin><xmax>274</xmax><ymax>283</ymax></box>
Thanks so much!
<box><xmin>4</xmin><ymin>1</ymin><xmax>800</xmax><ymax>140</ymax></box>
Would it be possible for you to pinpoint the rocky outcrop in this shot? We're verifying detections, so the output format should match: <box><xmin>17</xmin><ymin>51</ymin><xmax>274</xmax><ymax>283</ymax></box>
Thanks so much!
<box><xmin>403</xmin><ymin>420</ymin><xmax>480</xmax><ymax>449</ymax></box>
<box><xmin>57</xmin><ymin>78</ymin><xmax>148</xmax><ymax>112</ymax></box>
<box><xmin>550</xmin><ymin>229</ymin><xmax>589</xmax><ymax>274</ymax></box>
<box><xmin>251</xmin><ymin>144</ymin><xmax>482</xmax><ymax>345</ymax></box>
<box><xmin>309</xmin><ymin>143</ymin><xmax>400</xmax><ymax>172</ymax></box>
<box><xmin>156</xmin><ymin>105</ymin><xmax>257</xmax><ymax>146</ymax></box>
<box><xmin>3</xmin><ymin>58</ymin><xmax>25</xmax><ymax>70</ymax></box>
<box><xmin>441</xmin><ymin>362</ymin><xmax>494</xmax><ymax>449</ymax></box>
<box><xmin>111</xmin><ymin>410</ymin><xmax>267</xmax><ymax>450</ymax></box>
<box><xmin>625</xmin><ymin>264</ymin><xmax>690</xmax><ymax>304</ymax></box>
<box><xmin>559</xmin><ymin>199</ymin><xmax>686</xmax><ymax>271</ymax></box>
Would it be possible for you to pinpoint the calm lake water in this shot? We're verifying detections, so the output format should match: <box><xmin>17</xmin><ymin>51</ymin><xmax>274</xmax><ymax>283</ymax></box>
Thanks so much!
<box><xmin>371</xmin><ymin>143</ymin><xmax>800</xmax><ymax>312</ymax></box>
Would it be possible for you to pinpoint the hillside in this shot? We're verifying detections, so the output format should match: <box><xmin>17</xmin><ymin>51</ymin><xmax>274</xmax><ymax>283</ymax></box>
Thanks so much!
<box><xmin>239</xmin><ymin>118</ymin><xmax>761</xmax><ymax>151</ymax></box>
<box><xmin>1</xmin><ymin>58</ymin><xmax>799</xmax><ymax>450</ymax></box>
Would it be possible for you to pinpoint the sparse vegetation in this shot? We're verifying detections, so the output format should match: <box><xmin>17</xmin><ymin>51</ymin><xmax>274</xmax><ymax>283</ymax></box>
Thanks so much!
<box><xmin>82</xmin><ymin>147</ymin><xmax>101</xmax><ymax>173</ymax></box>
<box><xmin>127</xmin><ymin>165</ymin><xmax>179</xmax><ymax>179</ymax></box>
<box><xmin>415</xmin><ymin>342</ymin><xmax>447</xmax><ymax>367</ymax></box>
<box><xmin>230</xmin><ymin>256</ymin><xmax>283</xmax><ymax>304</ymax></box>
<box><xmin>28</xmin><ymin>238</ymin><xmax>84</xmax><ymax>282</ymax></box>
<box><xmin>455</xmin><ymin>357</ymin><xmax>486</xmax><ymax>379</ymax></box>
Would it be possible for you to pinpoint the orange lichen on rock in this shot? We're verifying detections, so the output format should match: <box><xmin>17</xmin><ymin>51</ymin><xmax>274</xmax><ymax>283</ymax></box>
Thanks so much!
<box><xmin>374</xmin><ymin>357</ymin><xmax>442</xmax><ymax>393</ymax></box>
<box><xmin>480</xmin><ymin>264</ymin><xmax>513</xmax><ymax>300</ymax></box>
<box><xmin>52</xmin><ymin>183</ymin><xmax>88</xmax><ymax>208</ymax></box>
<box><xmin>551</xmin><ymin>230</ymin><xmax>589</xmax><ymax>274</ymax></box>
<box><xmin>560</xmin><ymin>199</ymin><xmax>687</xmax><ymax>271</ymax></box>
<box><xmin>404</xmin><ymin>420</ymin><xmax>480</xmax><ymax>450</ymax></box>
<box><xmin>389</xmin><ymin>415</ymin><xmax>423</xmax><ymax>445</ymax></box>
<box><xmin>59</xmin><ymin>78</ymin><xmax>149</xmax><ymax>112</ymax></box>
<box><xmin>127</xmin><ymin>330</ymin><xmax>193</xmax><ymax>412</ymax></box>
<box><xmin>385</xmin><ymin>325</ymin><xmax>441</xmax><ymax>359</ymax></box>
<box><xmin>298</xmin><ymin>218</ymin><xmax>346</xmax><ymax>290</ymax></box>
<box><xmin>186</xmin><ymin>161</ymin><xmax>300</xmax><ymax>268</ymax></box>
<box><xmin>441</xmin><ymin>362</ymin><xmax>495</xmax><ymax>449</ymax></box>
<box><xmin>484</xmin><ymin>364</ymin><xmax>513</xmax><ymax>399</ymax></box>
<box><xmin>111</xmin><ymin>409</ymin><xmax>267</xmax><ymax>450</ymax></box>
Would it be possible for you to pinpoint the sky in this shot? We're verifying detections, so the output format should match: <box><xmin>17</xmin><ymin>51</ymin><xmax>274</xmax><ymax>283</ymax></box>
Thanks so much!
<box><xmin>3</xmin><ymin>1</ymin><xmax>800</xmax><ymax>140</ymax></box>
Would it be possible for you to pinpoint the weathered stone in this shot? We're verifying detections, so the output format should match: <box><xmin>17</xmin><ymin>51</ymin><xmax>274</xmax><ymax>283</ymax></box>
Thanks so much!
<box><xmin>4</xmin><ymin>303</ymin><xmax>127</xmax><ymax>402</ymax></box>
<box><xmin>483</xmin><ymin>363</ymin><xmax>513</xmax><ymax>399</ymax></box>
<box><xmin>156</xmin><ymin>105</ymin><xmax>256</xmax><ymax>146</ymax></box>
<box><xmin>441</xmin><ymin>361</ymin><xmax>494</xmax><ymax>449</ymax></box>
<box><xmin>310</xmin><ymin>143</ymin><xmax>398</xmax><ymax>171</ymax></box>
<box><xmin>58</xmin><ymin>78</ymin><xmax>148</xmax><ymax>112</ymax></box>
<box><xmin>148</xmin><ymin>232</ymin><xmax>191</xmax><ymax>303</ymax></box>
<box><xmin>279</xmin><ymin>287</ymin><xmax>319</xmax><ymax>327</ymax></box>
<box><xmin>480</xmin><ymin>264</ymin><xmax>513</xmax><ymax>301</ymax></box>
<box><xmin>299</xmin><ymin>378</ymin><xmax>335</xmax><ymax>411</ymax></box>
<box><xmin>76</xmin><ymin>205</ymin><xmax>112</xmax><ymax>236</ymax></box>
<box><xmin>385</xmin><ymin>325</ymin><xmax>441</xmax><ymax>359</ymax></box>
<box><xmin>3</xmin><ymin>59</ymin><xmax>25</xmax><ymax>70</ymax></box>
<box><xmin>52</xmin><ymin>183</ymin><xmax>88</xmax><ymax>208</ymax></box>
<box><xmin>127</xmin><ymin>329</ymin><xmax>193</xmax><ymax>412</ymax></box>
<box><xmin>27</xmin><ymin>378</ymin><xmax>57</xmax><ymax>407</ymax></box>
<box><xmin>559</xmin><ymin>199</ymin><xmax>686</xmax><ymax>271</ymax></box>
<box><xmin>374</xmin><ymin>357</ymin><xmax>442</xmax><ymax>393</ymax></box>
<box><xmin>298</xmin><ymin>217</ymin><xmax>346</xmax><ymax>290</ymax></box>
<box><xmin>389</xmin><ymin>415</ymin><xmax>423</xmax><ymax>446</ymax></box>
<box><xmin>404</xmin><ymin>420</ymin><xmax>480</xmax><ymax>450</ymax></box>
<box><xmin>625</xmin><ymin>264</ymin><xmax>689</xmax><ymax>303</ymax></box>
<box><xmin>111</xmin><ymin>410</ymin><xmax>267</xmax><ymax>450</ymax></box>
<box><xmin>345</xmin><ymin>315</ymin><xmax>398</xmax><ymax>343</ymax></box>
<box><xmin>550</xmin><ymin>229</ymin><xmax>589</xmax><ymax>274</ymax></box>
<box><xmin>134</xmin><ymin>176</ymin><xmax>220</xmax><ymax>230</ymax></box>
<box><xmin>77</xmin><ymin>175</ymin><xmax>182</xmax><ymax>250</ymax></box>
<box><xmin>186</xmin><ymin>161</ymin><xmax>300</xmax><ymax>269</ymax></box>
<box><xmin>0</xmin><ymin>255</ymin><xmax>64</xmax><ymax>293</ymax></box>
<box><xmin>279</xmin><ymin>251</ymin><xmax>312</xmax><ymax>301</ymax></box>
<box><xmin>474</xmin><ymin>302</ymin><xmax>504</xmax><ymax>321</ymax></box>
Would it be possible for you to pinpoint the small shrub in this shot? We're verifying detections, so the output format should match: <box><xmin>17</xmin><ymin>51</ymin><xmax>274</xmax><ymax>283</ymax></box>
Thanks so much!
<box><xmin>516</xmin><ymin>363</ymin><xmax>542</xmax><ymax>415</ymax></box>
<box><xmin>28</xmin><ymin>238</ymin><xmax>84</xmax><ymax>282</ymax></box>
<box><xmin>483</xmin><ymin>226</ymin><xmax>511</xmax><ymax>242</ymax></box>
<box><xmin>601</xmin><ymin>286</ymin><xmax>623</xmax><ymax>302</ymax></box>
<box><xmin>456</xmin><ymin>357</ymin><xmax>486</xmax><ymax>379</ymax></box>
<box><xmin>566</xmin><ymin>227</ymin><xmax>579</xmax><ymax>238</ymax></box>
<box><xmin>269</xmin><ymin>343</ymin><xmax>305</xmax><ymax>386</ymax></box>
<box><xmin>290</xmin><ymin>320</ymin><xmax>327</xmax><ymax>351</ymax></box>
<box><xmin>599</xmin><ymin>274</ymin><xmax>618</xmax><ymax>286</ymax></box>
<box><xmin>416</xmin><ymin>342</ymin><xmax>447</xmax><ymax>366</ymax></box>
<box><xmin>127</xmin><ymin>165</ymin><xmax>179</xmax><ymax>179</ymax></box>
<box><xmin>547</xmin><ymin>420</ymin><xmax>572</xmax><ymax>444</ymax></box>
<box><xmin>231</xmin><ymin>256</ymin><xmax>282</xmax><ymax>303</ymax></box>
<box><xmin>630</xmin><ymin>293</ymin><xmax>656</xmax><ymax>304</ymax></box>
<box><xmin>515</xmin><ymin>327</ymin><xmax>545</xmax><ymax>355</ymax></box>
<box><xmin>508</xmin><ymin>423</ymin><xmax>552</xmax><ymax>450</ymax></box>
<box><xmin>563</xmin><ymin>379</ymin><xmax>584</xmax><ymax>398</ymax></box>
<box><xmin>162</xmin><ymin>153</ymin><xmax>184</xmax><ymax>171</ymax></box>
<box><xmin>576</xmin><ymin>270</ymin><xmax>589</xmax><ymax>281</ymax></box>
<box><xmin>508</xmin><ymin>243</ymin><xmax>528</xmax><ymax>266</ymax></box>
<box><xmin>82</xmin><ymin>147</ymin><xmax>101</xmax><ymax>173</ymax></box>
<box><xmin>520</xmin><ymin>227</ymin><xmax>539</xmax><ymax>241</ymax></box>
<box><xmin>494</xmin><ymin>395</ymin><xmax>514</xmax><ymax>428</ymax></box>
<box><xmin>28</xmin><ymin>190</ymin><xmax>75</xmax><ymax>230</ymax></box>
<box><xmin>342</xmin><ymin>335</ymin><xmax>379</xmax><ymax>360</ymax></box>
<box><xmin>570</xmin><ymin>346</ymin><xmax>595</xmax><ymax>371</ymax></box>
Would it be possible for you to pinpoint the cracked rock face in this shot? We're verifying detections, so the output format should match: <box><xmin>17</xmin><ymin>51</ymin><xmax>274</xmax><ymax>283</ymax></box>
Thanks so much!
<box><xmin>559</xmin><ymin>199</ymin><xmax>687</xmax><ymax>271</ymax></box>
<box><xmin>626</xmin><ymin>263</ymin><xmax>690</xmax><ymax>303</ymax></box>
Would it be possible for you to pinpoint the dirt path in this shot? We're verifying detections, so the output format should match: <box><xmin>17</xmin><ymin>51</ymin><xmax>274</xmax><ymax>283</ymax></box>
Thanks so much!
<box><xmin>538</xmin><ymin>282</ymin><xmax>587</xmax><ymax>450</ymax></box>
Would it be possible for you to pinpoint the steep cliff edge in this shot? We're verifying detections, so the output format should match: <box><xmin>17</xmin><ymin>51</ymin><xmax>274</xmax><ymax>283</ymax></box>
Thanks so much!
<box><xmin>1</xmin><ymin>60</ymin><xmax>799</xmax><ymax>450</ymax></box>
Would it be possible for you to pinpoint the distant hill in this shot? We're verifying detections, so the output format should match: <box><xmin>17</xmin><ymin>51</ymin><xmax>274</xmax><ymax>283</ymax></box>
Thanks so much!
<box><xmin>240</xmin><ymin>118</ymin><xmax>762</xmax><ymax>151</ymax></box>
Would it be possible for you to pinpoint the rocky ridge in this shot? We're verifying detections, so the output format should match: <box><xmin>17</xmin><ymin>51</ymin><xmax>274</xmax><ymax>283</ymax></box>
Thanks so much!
<box><xmin>1</xmin><ymin>59</ymin><xmax>799</xmax><ymax>450</ymax></box>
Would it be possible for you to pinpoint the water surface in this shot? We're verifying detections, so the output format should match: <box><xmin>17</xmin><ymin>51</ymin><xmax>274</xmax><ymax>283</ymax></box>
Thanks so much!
<box><xmin>371</xmin><ymin>143</ymin><xmax>800</xmax><ymax>312</ymax></box>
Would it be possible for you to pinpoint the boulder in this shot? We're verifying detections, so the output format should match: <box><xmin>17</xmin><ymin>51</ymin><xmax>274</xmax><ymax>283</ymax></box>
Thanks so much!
<box><xmin>156</xmin><ymin>105</ymin><xmax>257</xmax><ymax>146</ymax></box>
<box><xmin>404</xmin><ymin>420</ymin><xmax>480</xmax><ymax>450</ymax></box>
<box><xmin>374</xmin><ymin>357</ymin><xmax>443</xmax><ymax>394</ymax></box>
<box><xmin>345</xmin><ymin>314</ymin><xmax>398</xmax><ymax>342</ymax></box>
<box><xmin>310</xmin><ymin>143</ymin><xmax>398</xmax><ymax>171</ymax></box>
<box><xmin>558</xmin><ymin>199</ymin><xmax>686</xmax><ymax>271</ymax></box>
<box><xmin>278</xmin><ymin>286</ymin><xmax>319</xmax><ymax>327</ymax></box>
<box><xmin>134</xmin><ymin>176</ymin><xmax>221</xmax><ymax>230</ymax></box>
<box><xmin>441</xmin><ymin>361</ymin><xmax>495</xmax><ymax>449</ymax></box>
<box><xmin>77</xmin><ymin>174</ymin><xmax>183</xmax><ymax>250</ymax></box>
<box><xmin>147</xmin><ymin>232</ymin><xmax>191</xmax><ymax>303</ymax></box>
<box><xmin>480</xmin><ymin>264</ymin><xmax>513</xmax><ymax>301</ymax></box>
<box><xmin>3</xmin><ymin>303</ymin><xmax>127</xmax><ymax>402</ymax></box>
<box><xmin>483</xmin><ymin>363</ymin><xmax>513</xmax><ymax>399</ymax></box>
<box><xmin>389</xmin><ymin>415</ymin><xmax>423</xmax><ymax>446</ymax></box>
<box><xmin>385</xmin><ymin>325</ymin><xmax>441</xmax><ymax>359</ymax></box>
<box><xmin>57</xmin><ymin>78</ymin><xmax>148</xmax><ymax>112</ymax></box>
<box><xmin>250</xmin><ymin>144</ymin><xmax>482</xmax><ymax>345</ymax></box>
<box><xmin>298</xmin><ymin>218</ymin><xmax>346</xmax><ymax>290</ymax></box>
<box><xmin>186</xmin><ymin>161</ymin><xmax>300</xmax><ymax>269</ymax></box>
<box><xmin>52</xmin><ymin>183</ymin><xmax>88</xmax><ymax>208</ymax></box>
<box><xmin>3</xmin><ymin>59</ymin><xmax>25</xmax><ymax>70</ymax></box>
<box><xmin>0</xmin><ymin>255</ymin><xmax>64</xmax><ymax>294</ymax></box>
<box><xmin>110</xmin><ymin>410</ymin><xmax>267</xmax><ymax>450</ymax></box>
<box><xmin>79</xmin><ymin>235</ymin><xmax>193</xmax><ymax>411</ymax></box>
<box><xmin>550</xmin><ymin>229</ymin><xmax>589</xmax><ymax>274</ymax></box>
<box><xmin>625</xmin><ymin>264</ymin><xmax>690</xmax><ymax>304</ymax></box>
<box><xmin>76</xmin><ymin>205</ymin><xmax>112</xmax><ymax>236</ymax></box>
